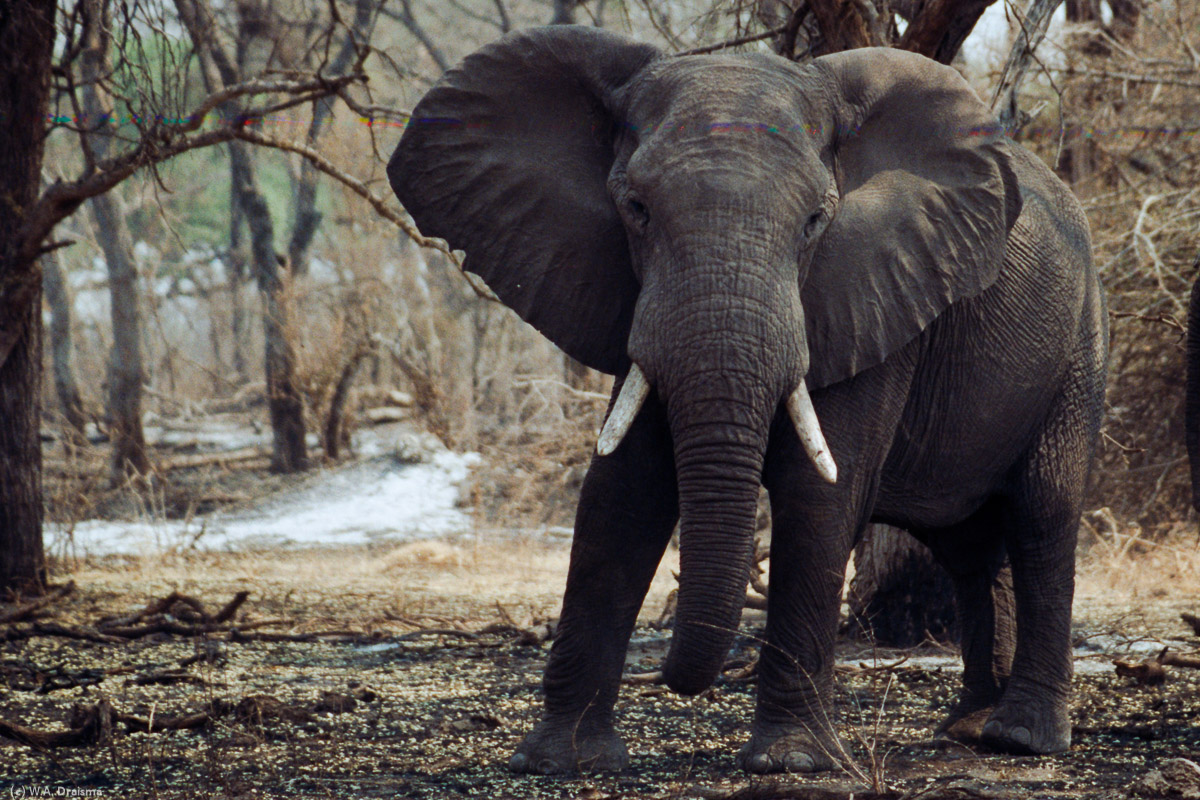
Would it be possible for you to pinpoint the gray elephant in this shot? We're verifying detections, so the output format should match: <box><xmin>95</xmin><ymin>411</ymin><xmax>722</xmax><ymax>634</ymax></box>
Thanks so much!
<box><xmin>388</xmin><ymin>26</ymin><xmax>1107</xmax><ymax>775</ymax></box>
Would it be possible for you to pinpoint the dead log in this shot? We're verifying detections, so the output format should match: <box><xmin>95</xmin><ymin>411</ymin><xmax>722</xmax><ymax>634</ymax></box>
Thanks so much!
<box><xmin>160</xmin><ymin>446</ymin><xmax>271</xmax><ymax>470</ymax></box>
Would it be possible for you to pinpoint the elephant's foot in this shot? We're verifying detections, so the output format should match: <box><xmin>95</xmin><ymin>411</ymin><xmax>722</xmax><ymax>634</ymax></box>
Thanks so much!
<box><xmin>508</xmin><ymin>718</ymin><xmax>628</xmax><ymax>775</ymax></box>
<box><xmin>978</xmin><ymin>698</ymin><xmax>1070</xmax><ymax>755</ymax></box>
<box><xmin>736</xmin><ymin>729</ymin><xmax>841</xmax><ymax>774</ymax></box>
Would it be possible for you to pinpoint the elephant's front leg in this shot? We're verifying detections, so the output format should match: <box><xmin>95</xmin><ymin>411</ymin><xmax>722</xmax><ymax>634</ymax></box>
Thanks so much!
<box><xmin>509</xmin><ymin>395</ymin><xmax>677</xmax><ymax>775</ymax></box>
<box><xmin>740</xmin><ymin>428</ymin><xmax>858</xmax><ymax>774</ymax></box>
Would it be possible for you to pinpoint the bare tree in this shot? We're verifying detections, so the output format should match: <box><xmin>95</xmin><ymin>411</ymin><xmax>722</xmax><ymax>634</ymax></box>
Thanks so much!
<box><xmin>0</xmin><ymin>0</ymin><xmax>56</xmax><ymax>595</ymax></box>
<box><xmin>80</xmin><ymin>0</ymin><xmax>150</xmax><ymax>480</ymax></box>
<box><xmin>0</xmin><ymin>0</ymin><xmax>367</xmax><ymax>592</ymax></box>
<box><xmin>176</xmin><ymin>0</ymin><xmax>309</xmax><ymax>473</ymax></box>
<box><xmin>287</xmin><ymin>0</ymin><xmax>380</xmax><ymax>275</ymax></box>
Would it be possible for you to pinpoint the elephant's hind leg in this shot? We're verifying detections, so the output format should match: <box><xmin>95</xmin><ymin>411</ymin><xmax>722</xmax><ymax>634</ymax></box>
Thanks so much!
<box><xmin>919</xmin><ymin>513</ymin><xmax>1015</xmax><ymax>744</ymax></box>
<box><xmin>509</xmin><ymin>393</ymin><xmax>678</xmax><ymax>775</ymax></box>
<box><xmin>982</xmin><ymin>331</ymin><xmax>1105</xmax><ymax>755</ymax></box>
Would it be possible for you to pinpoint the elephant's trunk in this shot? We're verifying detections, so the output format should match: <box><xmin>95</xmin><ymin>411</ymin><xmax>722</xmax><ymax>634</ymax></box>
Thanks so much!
<box><xmin>627</xmin><ymin>226</ymin><xmax>814</xmax><ymax>695</ymax></box>
<box><xmin>647</xmin><ymin>305</ymin><xmax>798</xmax><ymax>695</ymax></box>
<box><xmin>1187</xmin><ymin>278</ymin><xmax>1200</xmax><ymax>512</ymax></box>
<box><xmin>662</xmin><ymin>396</ymin><xmax>767</xmax><ymax>694</ymax></box>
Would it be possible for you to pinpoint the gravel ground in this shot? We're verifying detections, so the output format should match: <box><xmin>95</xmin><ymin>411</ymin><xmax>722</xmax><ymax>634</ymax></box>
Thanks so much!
<box><xmin>2</xmin><ymin>544</ymin><xmax>1199</xmax><ymax>800</ymax></box>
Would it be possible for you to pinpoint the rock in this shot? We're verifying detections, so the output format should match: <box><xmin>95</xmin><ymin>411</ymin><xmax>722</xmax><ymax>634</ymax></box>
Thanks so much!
<box><xmin>1129</xmin><ymin>757</ymin><xmax>1200</xmax><ymax>798</ymax></box>
<box><xmin>313</xmin><ymin>691</ymin><xmax>357</xmax><ymax>715</ymax></box>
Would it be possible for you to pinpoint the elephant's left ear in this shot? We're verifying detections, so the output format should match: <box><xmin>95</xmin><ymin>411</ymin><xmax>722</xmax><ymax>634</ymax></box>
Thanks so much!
<box><xmin>801</xmin><ymin>48</ymin><xmax>1022</xmax><ymax>389</ymax></box>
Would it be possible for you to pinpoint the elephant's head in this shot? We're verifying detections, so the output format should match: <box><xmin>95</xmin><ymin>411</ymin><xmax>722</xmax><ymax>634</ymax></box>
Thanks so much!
<box><xmin>388</xmin><ymin>27</ymin><xmax>1020</xmax><ymax>695</ymax></box>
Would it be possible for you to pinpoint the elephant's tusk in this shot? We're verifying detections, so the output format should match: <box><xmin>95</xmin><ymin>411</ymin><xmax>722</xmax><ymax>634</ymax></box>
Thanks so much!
<box><xmin>597</xmin><ymin>364</ymin><xmax>650</xmax><ymax>456</ymax></box>
<box><xmin>787</xmin><ymin>383</ymin><xmax>838</xmax><ymax>484</ymax></box>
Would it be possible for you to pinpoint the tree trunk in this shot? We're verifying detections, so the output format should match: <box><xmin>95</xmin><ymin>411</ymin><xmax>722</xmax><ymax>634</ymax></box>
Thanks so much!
<box><xmin>230</xmin><ymin>143</ymin><xmax>308</xmax><ymax>473</ymax></box>
<box><xmin>228</xmin><ymin>183</ymin><xmax>250</xmax><ymax>382</ymax></box>
<box><xmin>287</xmin><ymin>0</ymin><xmax>377</xmax><ymax>275</ymax></box>
<box><xmin>0</xmin><ymin>0</ymin><xmax>56</xmax><ymax>596</ymax></box>
<box><xmin>42</xmin><ymin>250</ymin><xmax>87</xmax><ymax>438</ymax></box>
<box><xmin>81</xmin><ymin>0</ymin><xmax>149</xmax><ymax>480</ymax></box>
<box><xmin>550</xmin><ymin>0</ymin><xmax>577</xmax><ymax>24</ymax></box>
<box><xmin>848</xmin><ymin>525</ymin><xmax>958</xmax><ymax>647</ymax></box>
<box><xmin>92</xmin><ymin>191</ymin><xmax>150</xmax><ymax>479</ymax></box>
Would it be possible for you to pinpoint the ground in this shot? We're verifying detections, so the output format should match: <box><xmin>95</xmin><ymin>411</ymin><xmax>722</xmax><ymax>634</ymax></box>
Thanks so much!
<box><xmin>3</xmin><ymin>535</ymin><xmax>1200</xmax><ymax>800</ymax></box>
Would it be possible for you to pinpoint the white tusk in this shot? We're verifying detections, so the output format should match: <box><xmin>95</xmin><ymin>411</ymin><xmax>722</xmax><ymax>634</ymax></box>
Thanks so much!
<box><xmin>786</xmin><ymin>383</ymin><xmax>838</xmax><ymax>484</ymax></box>
<box><xmin>597</xmin><ymin>364</ymin><xmax>650</xmax><ymax>456</ymax></box>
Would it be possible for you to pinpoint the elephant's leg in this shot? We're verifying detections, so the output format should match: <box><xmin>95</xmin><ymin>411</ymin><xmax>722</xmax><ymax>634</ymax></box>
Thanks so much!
<box><xmin>509</xmin><ymin>394</ymin><xmax>677</xmax><ymax>775</ymax></box>
<box><xmin>981</xmin><ymin>350</ymin><xmax>1103</xmax><ymax>756</ymax></box>
<box><xmin>918</xmin><ymin>512</ymin><xmax>1015</xmax><ymax>743</ymax></box>
<box><xmin>737</xmin><ymin>422</ymin><xmax>865</xmax><ymax>774</ymax></box>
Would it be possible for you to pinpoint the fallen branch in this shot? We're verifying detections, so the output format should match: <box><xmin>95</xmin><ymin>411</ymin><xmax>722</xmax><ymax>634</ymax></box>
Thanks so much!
<box><xmin>624</xmin><ymin>671</ymin><xmax>663</xmax><ymax>685</ymax></box>
<box><xmin>0</xmin><ymin>699</ymin><xmax>116</xmax><ymax>748</ymax></box>
<box><xmin>1114</xmin><ymin>654</ymin><xmax>1167</xmax><ymax>685</ymax></box>
<box><xmin>211</xmin><ymin>591</ymin><xmax>251</xmax><ymax>624</ymax></box>
<box><xmin>0</xmin><ymin>581</ymin><xmax>76</xmax><ymax>625</ymax></box>
<box><xmin>160</xmin><ymin>446</ymin><xmax>271</xmax><ymax>470</ymax></box>
<box><xmin>130</xmin><ymin>670</ymin><xmax>209</xmax><ymax>687</ymax></box>
<box><xmin>118</xmin><ymin>711</ymin><xmax>211</xmax><ymax>734</ymax></box>
<box><xmin>836</xmin><ymin>654</ymin><xmax>911</xmax><ymax>676</ymax></box>
<box><xmin>1159</xmin><ymin>648</ymin><xmax>1200</xmax><ymax>670</ymax></box>
<box><xmin>1</xmin><ymin>623</ymin><xmax>126</xmax><ymax>645</ymax></box>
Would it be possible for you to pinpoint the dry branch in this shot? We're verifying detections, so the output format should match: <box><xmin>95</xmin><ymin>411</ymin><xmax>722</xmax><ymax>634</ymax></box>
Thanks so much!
<box><xmin>0</xmin><ymin>699</ymin><xmax>116</xmax><ymax>749</ymax></box>
<box><xmin>991</xmin><ymin>0</ymin><xmax>1062</xmax><ymax>126</ymax></box>
<box><xmin>678</xmin><ymin>24</ymin><xmax>789</xmax><ymax>55</ymax></box>
<box><xmin>0</xmin><ymin>581</ymin><xmax>75</xmax><ymax>624</ymax></box>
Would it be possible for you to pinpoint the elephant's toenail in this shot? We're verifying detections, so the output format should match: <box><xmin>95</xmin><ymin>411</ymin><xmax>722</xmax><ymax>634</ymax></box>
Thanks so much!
<box><xmin>1009</xmin><ymin>726</ymin><xmax>1032</xmax><ymax>746</ymax></box>
<box><xmin>982</xmin><ymin>721</ymin><xmax>1003</xmax><ymax>738</ymax></box>
<box><xmin>748</xmin><ymin>753</ymin><xmax>772</xmax><ymax>773</ymax></box>
<box><xmin>537</xmin><ymin>759</ymin><xmax>560</xmax><ymax>775</ymax></box>
<box><xmin>784</xmin><ymin>752</ymin><xmax>815</xmax><ymax>772</ymax></box>
<box><xmin>508</xmin><ymin>753</ymin><xmax>529</xmax><ymax>773</ymax></box>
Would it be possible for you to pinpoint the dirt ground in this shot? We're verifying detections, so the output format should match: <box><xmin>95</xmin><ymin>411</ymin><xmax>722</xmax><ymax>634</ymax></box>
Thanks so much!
<box><xmin>2</xmin><ymin>534</ymin><xmax>1200</xmax><ymax>800</ymax></box>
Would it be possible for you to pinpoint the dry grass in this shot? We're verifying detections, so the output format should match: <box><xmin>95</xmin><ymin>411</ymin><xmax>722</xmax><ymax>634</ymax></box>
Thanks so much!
<box><xmin>1077</xmin><ymin>518</ymin><xmax>1200</xmax><ymax>601</ymax></box>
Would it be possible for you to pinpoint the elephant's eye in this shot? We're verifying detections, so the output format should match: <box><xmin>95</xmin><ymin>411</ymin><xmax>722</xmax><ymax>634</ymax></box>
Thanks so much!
<box><xmin>803</xmin><ymin>210</ymin><xmax>824</xmax><ymax>240</ymax></box>
<box><xmin>626</xmin><ymin>198</ymin><xmax>650</xmax><ymax>230</ymax></box>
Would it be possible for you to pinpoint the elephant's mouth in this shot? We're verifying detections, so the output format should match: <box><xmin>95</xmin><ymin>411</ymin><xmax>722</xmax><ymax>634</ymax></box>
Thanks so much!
<box><xmin>598</xmin><ymin>362</ymin><xmax>837</xmax><ymax>484</ymax></box>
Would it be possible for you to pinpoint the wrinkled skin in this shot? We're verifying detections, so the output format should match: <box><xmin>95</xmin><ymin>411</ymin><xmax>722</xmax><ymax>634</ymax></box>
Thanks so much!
<box><xmin>388</xmin><ymin>27</ymin><xmax>1108</xmax><ymax>775</ymax></box>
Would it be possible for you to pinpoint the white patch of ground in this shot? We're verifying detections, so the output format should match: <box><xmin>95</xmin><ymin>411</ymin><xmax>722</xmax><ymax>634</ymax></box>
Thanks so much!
<box><xmin>47</xmin><ymin>427</ymin><xmax>481</xmax><ymax>558</ymax></box>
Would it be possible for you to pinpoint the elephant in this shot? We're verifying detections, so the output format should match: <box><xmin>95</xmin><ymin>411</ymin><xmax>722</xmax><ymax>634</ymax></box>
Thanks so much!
<box><xmin>387</xmin><ymin>26</ymin><xmax>1108</xmax><ymax>775</ymax></box>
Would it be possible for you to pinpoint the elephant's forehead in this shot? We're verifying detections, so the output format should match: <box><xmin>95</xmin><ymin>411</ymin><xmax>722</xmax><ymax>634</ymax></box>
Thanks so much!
<box><xmin>628</xmin><ymin>55</ymin><xmax>811</xmax><ymax>131</ymax></box>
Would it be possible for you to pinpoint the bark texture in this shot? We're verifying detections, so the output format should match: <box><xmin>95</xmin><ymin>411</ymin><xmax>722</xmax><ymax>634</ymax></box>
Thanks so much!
<box><xmin>42</xmin><ymin>251</ymin><xmax>88</xmax><ymax>437</ymax></box>
<box><xmin>0</xmin><ymin>0</ymin><xmax>56</xmax><ymax>595</ymax></box>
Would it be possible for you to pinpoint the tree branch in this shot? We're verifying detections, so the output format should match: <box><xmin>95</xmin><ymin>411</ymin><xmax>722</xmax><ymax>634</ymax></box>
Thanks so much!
<box><xmin>991</xmin><ymin>0</ymin><xmax>1063</xmax><ymax>129</ymax></box>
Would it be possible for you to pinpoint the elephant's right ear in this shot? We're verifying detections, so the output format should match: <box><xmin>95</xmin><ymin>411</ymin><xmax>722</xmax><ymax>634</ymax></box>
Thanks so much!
<box><xmin>388</xmin><ymin>26</ymin><xmax>660</xmax><ymax>375</ymax></box>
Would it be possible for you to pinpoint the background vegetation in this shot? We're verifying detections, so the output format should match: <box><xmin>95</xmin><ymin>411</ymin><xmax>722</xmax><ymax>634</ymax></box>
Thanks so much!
<box><xmin>29</xmin><ymin>0</ymin><xmax>1200</xmax><ymax>540</ymax></box>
